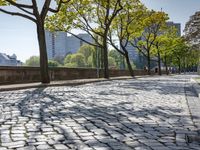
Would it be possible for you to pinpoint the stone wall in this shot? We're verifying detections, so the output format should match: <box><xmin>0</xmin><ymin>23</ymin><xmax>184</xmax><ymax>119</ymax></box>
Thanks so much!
<box><xmin>0</xmin><ymin>66</ymin><xmax>158</xmax><ymax>84</ymax></box>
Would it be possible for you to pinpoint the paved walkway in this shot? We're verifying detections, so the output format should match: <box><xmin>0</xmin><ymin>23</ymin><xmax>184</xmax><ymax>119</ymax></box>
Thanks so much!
<box><xmin>0</xmin><ymin>76</ymin><xmax>133</xmax><ymax>92</ymax></box>
<box><xmin>0</xmin><ymin>75</ymin><xmax>200</xmax><ymax>150</ymax></box>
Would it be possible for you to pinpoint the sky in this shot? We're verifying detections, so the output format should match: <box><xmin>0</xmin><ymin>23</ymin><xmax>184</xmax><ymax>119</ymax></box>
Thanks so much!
<box><xmin>0</xmin><ymin>0</ymin><xmax>200</xmax><ymax>62</ymax></box>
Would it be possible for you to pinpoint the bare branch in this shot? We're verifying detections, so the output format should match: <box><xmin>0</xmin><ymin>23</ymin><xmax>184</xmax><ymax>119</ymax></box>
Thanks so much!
<box><xmin>41</xmin><ymin>0</ymin><xmax>51</xmax><ymax>21</ymax></box>
<box><xmin>107</xmin><ymin>0</ymin><xmax>123</xmax><ymax>26</ymax></box>
<box><xmin>0</xmin><ymin>8</ymin><xmax>36</xmax><ymax>22</ymax></box>
<box><xmin>4</xmin><ymin>0</ymin><xmax>34</xmax><ymax>16</ymax></box>
<box><xmin>66</xmin><ymin>31</ymin><xmax>101</xmax><ymax>48</ymax></box>
<box><xmin>17</xmin><ymin>7</ymin><xmax>34</xmax><ymax>16</ymax></box>
<box><xmin>5</xmin><ymin>0</ymin><xmax>33</xmax><ymax>9</ymax></box>
<box><xmin>32</xmin><ymin>0</ymin><xmax>40</xmax><ymax>21</ymax></box>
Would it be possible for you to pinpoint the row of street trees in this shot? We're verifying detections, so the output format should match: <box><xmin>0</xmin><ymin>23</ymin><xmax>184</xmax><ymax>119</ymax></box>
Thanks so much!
<box><xmin>46</xmin><ymin>0</ymin><xmax>196</xmax><ymax>76</ymax></box>
<box><xmin>1</xmin><ymin>0</ymin><xmax>199</xmax><ymax>83</ymax></box>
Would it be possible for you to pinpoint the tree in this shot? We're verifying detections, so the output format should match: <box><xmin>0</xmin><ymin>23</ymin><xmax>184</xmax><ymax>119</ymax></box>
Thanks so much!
<box><xmin>48</xmin><ymin>60</ymin><xmax>61</xmax><ymax>67</ymax></box>
<box><xmin>64</xmin><ymin>53</ymin><xmax>86</xmax><ymax>68</ymax></box>
<box><xmin>184</xmin><ymin>48</ymin><xmax>200</xmax><ymax>71</ymax></box>
<box><xmin>151</xmin><ymin>26</ymin><xmax>178</xmax><ymax>75</ymax></box>
<box><xmin>46</xmin><ymin>0</ymin><xmax>123</xmax><ymax>79</ymax></box>
<box><xmin>130</xmin><ymin>10</ymin><xmax>169</xmax><ymax>75</ymax></box>
<box><xmin>108</xmin><ymin>56</ymin><xmax>117</xmax><ymax>69</ymax></box>
<box><xmin>108</xmin><ymin>0</ymin><xmax>145</xmax><ymax>76</ymax></box>
<box><xmin>64</xmin><ymin>54</ymin><xmax>72</xmax><ymax>65</ymax></box>
<box><xmin>25</xmin><ymin>56</ymin><xmax>40</xmax><ymax>67</ymax></box>
<box><xmin>26</xmin><ymin>56</ymin><xmax>61</xmax><ymax>67</ymax></box>
<box><xmin>170</xmin><ymin>38</ymin><xmax>189</xmax><ymax>74</ymax></box>
<box><xmin>0</xmin><ymin>0</ymin><xmax>70</xmax><ymax>83</ymax></box>
<box><xmin>108</xmin><ymin>50</ymin><xmax>123</xmax><ymax>69</ymax></box>
<box><xmin>53</xmin><ymin>55</ymin><xmax>65</xmax><ymax>65</ymax></box>
<box><xmin>77</xmin><ymin>44</ymin><xmax>95</xmax><ymax>66</ymax></box>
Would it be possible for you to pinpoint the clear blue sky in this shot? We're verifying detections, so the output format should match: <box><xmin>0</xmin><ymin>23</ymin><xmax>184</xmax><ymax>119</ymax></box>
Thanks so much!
<box><xmin>0</xmin><ymin>0</ymin><xmax>200</xmax><ymax>62</ymax></box>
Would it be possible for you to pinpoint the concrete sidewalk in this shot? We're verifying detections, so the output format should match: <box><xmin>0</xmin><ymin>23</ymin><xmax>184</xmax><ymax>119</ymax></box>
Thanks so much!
<box><xmin>0</xmin><ymin>76</ymin><xmax>135</xmax><ymax>91</ymax></box>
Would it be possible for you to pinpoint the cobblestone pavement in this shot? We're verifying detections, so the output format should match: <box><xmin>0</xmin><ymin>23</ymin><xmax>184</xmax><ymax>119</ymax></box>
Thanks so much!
<box><xmin>0</xmin><ymin>75</ymin><xmax>200</xmax><ymax>150</ymax></box>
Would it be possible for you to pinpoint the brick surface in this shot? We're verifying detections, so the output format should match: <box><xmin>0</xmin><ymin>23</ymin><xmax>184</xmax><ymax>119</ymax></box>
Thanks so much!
<box><xmin>0</xmin><ymin>75</ymin><xmax>200</xmax><ymax>149</ymax></box>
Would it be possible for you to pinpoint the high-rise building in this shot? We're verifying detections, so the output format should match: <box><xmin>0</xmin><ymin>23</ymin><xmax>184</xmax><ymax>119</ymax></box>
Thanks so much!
<box><xmin>45</xmin><ymin>30</ymin><xmax>93</xmax><ymax>60</ymax></box>
<box><xmin>167</xmin><ymin>21</ymin><xmax>181</xmax><ymax>36</ymax></box>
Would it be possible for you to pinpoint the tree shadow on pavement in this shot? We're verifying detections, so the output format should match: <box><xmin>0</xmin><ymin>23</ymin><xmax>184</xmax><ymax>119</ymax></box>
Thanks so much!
<box><xmin>8</xmin><ymin>85</ymin><xmax>199</xmax><ymax>149</ymax></box>
<box><xmin>1</xmin><ymin>75</ymin><xmax>200</xmax><ymax>149</ymax></box>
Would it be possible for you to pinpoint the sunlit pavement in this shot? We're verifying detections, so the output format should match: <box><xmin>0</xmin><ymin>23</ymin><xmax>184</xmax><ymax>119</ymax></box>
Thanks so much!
<box><xmin>0</xmin><ymin>75</ymin><xmax>200</xmax><ymax>150</ymax></box>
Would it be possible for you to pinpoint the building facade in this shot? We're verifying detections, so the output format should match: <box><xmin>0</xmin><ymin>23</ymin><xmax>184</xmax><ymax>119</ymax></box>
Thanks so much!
<box><xmin>0</xmin><ymin>53</ymin><xmax>22</xmax><ymax>66</ymax></box>
<box><xmin>45</xmin><ymin>30</ymin><xmax>93</xmax><ymax>60</ymax></box>
<box><xmin>167</xmin><ymin>21</ymin><xmax>181</xmax><ymax>36</ymax></box>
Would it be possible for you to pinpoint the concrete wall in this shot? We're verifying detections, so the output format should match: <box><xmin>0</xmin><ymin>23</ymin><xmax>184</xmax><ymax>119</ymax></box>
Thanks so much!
<box><xmin>0</xmin><ymin>66</ymin><xmax>158</xmax><ymax>85</ymax></box>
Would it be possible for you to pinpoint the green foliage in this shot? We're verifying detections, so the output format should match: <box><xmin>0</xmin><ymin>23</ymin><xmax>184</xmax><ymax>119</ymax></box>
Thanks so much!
<box><xmin>46</xmin><ymin>0</ymin><xmax>124</xmax><ymax>78</ymax></box>
<box><xmin>77</xmin><ymin>44</ymin><xmax>95</xmax><ymax>65</ymax></box>
<box><xmin>108</xmin><ymin>50</ymin><xmax>122</xmax><ymax>69</ymax></box>
<box><xmin>0</xmin><ymin>0</ymin><xmax>6</xmax><ymax>5</ymax></box>
<box><xmin>87</xmin><ymin>55</ymin><xmax>94</xmax><ymax>67</ymax></box>
<box><xmin>48</xmin><ymin>60</ymin><xmax>61</xmax><ymax>67</ymax></box>
<box><xmin>64</xmin><ymin>44</ymin><xmax>98</xmax><ymax>68</ymax></box>
<box><xmin>26</xmin><ymin>56</ymin><xmax>61</xmax><ymax>67</ymax></box>
<box><xmin>108</xmin><ymin>56</ymin><xmax>117</xmax><ymax>69</ymax></box>
<box><xmin>64</xmin><ymin>62</ymin><xmax>78</xmax><ymax>68</ymax></box>
<box><xmin>0</xmin><ymin>0</ymin><xmax>15</xmax><ymax>5</ymax></box>
<box><xmin>53</xmin><ymin>55</ymin><xmax>65</xmax><ymax>65</ymax></box>
<box><xmin>64</xmin><ymin>54</ymin><xmax>72</xmax><ymax>65</ymax></box>
<box><xmin>25</xmin><ymin>56</ymin><xmax>40</xmax><ymax>67</ymax></box>
<box><xmin>70</xmin><ymin>53</ymin><xmax>86</xmax><ymax>67</ymax></box>
<box><xmin>64</xmin><ymin>53</ymin><xmax>86</xmax><ymax>68</ymax></box>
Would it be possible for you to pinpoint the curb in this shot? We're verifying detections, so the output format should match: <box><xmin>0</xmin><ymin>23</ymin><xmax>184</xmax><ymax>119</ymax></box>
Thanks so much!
<box><xmin>190</xmin><ymin>78</ymin><xmax>200</xmax><ymax>98</ymax></box>
<box><xmin>0</xmin><ymin>75</ymin><xmax>169</xmax><ymax>92</ymax></box>
<box><xmin>187</xmin><ymin>78</ymin><xmax>200</xmax><ymax>133</ymax></box>
<box><xmin>0</xmin><ymin>76</ymin><xmax>133</xmax><ymax>92</ymax></box>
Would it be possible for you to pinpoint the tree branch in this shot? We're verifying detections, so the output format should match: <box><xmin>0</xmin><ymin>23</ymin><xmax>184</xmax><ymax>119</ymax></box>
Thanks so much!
<box><xmin>41</xmin><ymin>0</ymin><xmax>51</xmax><ymax>21</ymax></box>
<box><xmin>5</xmin><ymin>0</ymin><xmax>33</xmax><ymax>9</ymax></box>
<box><xmin>48</xmin><ymin>0</ymin><xmax>71</xmax><ymax>13</ymax></box>
<box><xmin>31</xmin><ymin>0</ymin><xmax>40</xmax><ymax>20</ymax></box>
<box><xmin>0</xmin><ymin>8</ymin><xmax>36</xmax><ymax>22</ymax></box>
<box><xmin>67</xmin><ymin>31</ymin><xmax>101</xmax><ymax>48</ymax></box>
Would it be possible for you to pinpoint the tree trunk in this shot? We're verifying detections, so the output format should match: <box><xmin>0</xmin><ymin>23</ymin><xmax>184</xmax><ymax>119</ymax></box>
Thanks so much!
<box><xmin>157</xmin><ymin>50</ymin><xmax>162</xmax><ymax>75</ymax></box>
<box><xmin>103</xmin><ymin>35</ymin><xmax>109</xmax><ymax>79</ymax></box>
<box><xmin>100</xmin><ymin>47</ymin><xmax>104</xmax><ymax>69</ymax></box>
<box><xmin>36</xmin><ymin>23</ymin><xmax>50</xmax><ymax>83</ymax></box>
<box><xmin>124</xmin><ymin>52</ymin><xmax>134</xmax><ymax>77</ymax></box>
<box><xmin>178</xmin><ymin>58</ymin><xmax>181</xmax><ymax>74</ymax></box>
<box><xmin>164</xmin><ymin>54</ymin><xmax>168</xmax><ymax>75</ymax></box>
<box><xmin>147</xmin><ymin>50</ymin><xmax>151</xmax><ymax>75</ymax></box>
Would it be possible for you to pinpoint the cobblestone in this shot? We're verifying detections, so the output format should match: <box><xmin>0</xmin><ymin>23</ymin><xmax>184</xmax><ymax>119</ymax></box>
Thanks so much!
<box><xmin>0</xmin><ymin>75</ymin><xmax>200</xmax><ymax>149</ymax></box>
